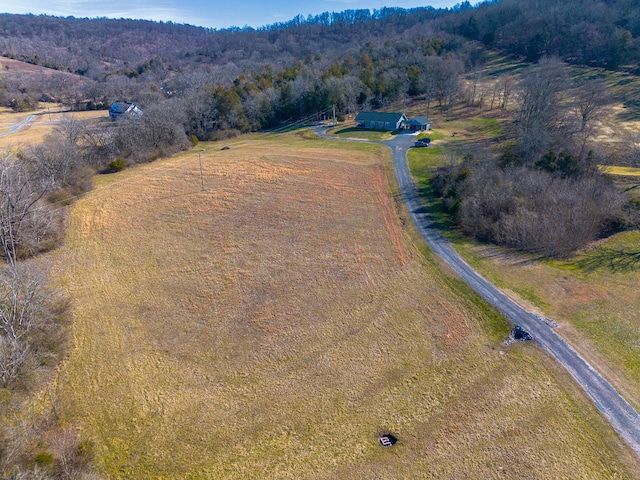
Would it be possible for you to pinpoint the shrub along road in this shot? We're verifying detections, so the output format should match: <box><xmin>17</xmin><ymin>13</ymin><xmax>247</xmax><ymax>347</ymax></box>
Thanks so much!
<box><xmin>314</xmin><ymin>126</ymin><xmax>640</xmax><ymax>457</ymax></box>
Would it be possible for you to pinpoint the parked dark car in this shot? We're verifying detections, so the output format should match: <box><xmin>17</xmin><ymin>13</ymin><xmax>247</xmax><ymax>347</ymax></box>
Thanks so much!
<box><xmin>413</xmin><ymin>138</ymin><xmax>431</xmax><ymax>147</ymax></box>
<box><xmin>512</xmin><ymin>325</ymin><xmax>533</xmax><ymax>341</ymax></box>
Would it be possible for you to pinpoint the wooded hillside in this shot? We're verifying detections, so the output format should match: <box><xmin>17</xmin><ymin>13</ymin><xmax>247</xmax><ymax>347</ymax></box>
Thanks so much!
<box><xmin>1</xmin><ymin>2</ymin><xmax>640</xmax><ymax>477</ymax></box>
<box><xmin>1</xmin><ymin>1</ymin><xmax>638</xmax><ymax>253</ymax></box>
<box><xmin>1</xmin><ymin>0</ymin><xmax>638</xmax><ymax>131</ymax></box>
<box><xmin>1</xmin><ymin>1</ymin><xmax>638</xmax><ymax>256</ymax></box>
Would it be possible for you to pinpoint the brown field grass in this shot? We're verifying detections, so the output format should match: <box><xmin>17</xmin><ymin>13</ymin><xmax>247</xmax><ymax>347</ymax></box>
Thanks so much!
<box><xmin>458</xmin><ymin>230</ymin><xmax>640</xmax><ymax>411</ymax></box>
<box><xmin>44</xmin><ymin>132</ymin><xmax>639</xmax><ymax>478</ymax></box>
<box><xmin>0</xmin><ymin>109</ymin><xmax>108</xmax><ymax>148</ymax></box>
<box><xmin>0</xmin><ymin>56</ymin><xmax>74</xmax><ymax>75</ymax></box>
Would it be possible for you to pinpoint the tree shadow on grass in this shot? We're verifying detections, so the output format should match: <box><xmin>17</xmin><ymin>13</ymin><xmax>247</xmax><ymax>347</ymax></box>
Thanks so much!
<box><xmin>411</xmin><ymin>185</ymin><xmax>452</xmax><ymax>232</ymax></box>
<box><xmin>616</xmin><ymin>95</ymin><xmax>640</xmax><ymax>121</ymax></box>
<box><xmin>572</xmin><ymin>248</ymin><xmax>640</xmax><ymax>273</ymax></box>
<box><xmin>473</xmin><ymin>244</ymin><xmax>549</xmax><ymax>266</ymax></box>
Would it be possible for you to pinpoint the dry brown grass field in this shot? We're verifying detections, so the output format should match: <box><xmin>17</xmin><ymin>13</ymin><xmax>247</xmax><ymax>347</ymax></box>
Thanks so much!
<box><xmin>0</xmin><ymin>108</ymin><xmax>108</xmax><ymax>149</ymax></box>
<box><xmin>44</xmin><ymin>131</ymin><xmax>639</xmax><ymax>478</ymax></box>
<box><xmin>0</xmin><ymin>56</ymin><xmax>69</xmax><ymax>74</ymax></box>
<box><xmin>457</xmin><ymin>230</ymin><xmax>640</xmax><ymax>411</ymax></box>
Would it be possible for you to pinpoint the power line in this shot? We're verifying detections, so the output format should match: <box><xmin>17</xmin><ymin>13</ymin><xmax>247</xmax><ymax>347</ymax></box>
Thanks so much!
<box><xmin>0</xmin><ymin>108</ymin><xmax>336</xmax><ymax>227</ymax></box>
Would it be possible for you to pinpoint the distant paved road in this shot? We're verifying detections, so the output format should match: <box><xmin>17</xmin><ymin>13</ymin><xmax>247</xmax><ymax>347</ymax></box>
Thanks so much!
<box><xmin>0</xmin><ymin>114</ymin><xmax>35</xmax><ymax>137</ymax></box>
<box><xmin>315</xmin><ymin>126</ymin><xmax>640</xmax><ymax>456</ymax></box>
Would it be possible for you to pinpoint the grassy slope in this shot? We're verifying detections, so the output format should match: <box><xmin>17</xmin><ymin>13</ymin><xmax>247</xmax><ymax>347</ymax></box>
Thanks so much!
<box><xmin>409</xmin><ymin>107</ymin><xmax>640</xmax><ymax>416</ymax></box>
<box><xmin>602</xmin><ymin>166</ymin><xmax>640</xmax><ymax>176</ymax></box>
<box><xmin>0</xmin><ymin>108</ymin><xmax>108</xmax><ymax>149</ymax></box>
<box><xmin>46</xmin><ymin>130</ymin><xmax>638</xmax><ymax>478</ymax></box>
<box><xmin>455</xmin><ymin>232</ymin><xmax>640</xmax><ymax>412</ymax></box>
<box><xmin>329</xmin><ymin>125</ymin><xmax>396</xmax><ymax>141</ymax></box>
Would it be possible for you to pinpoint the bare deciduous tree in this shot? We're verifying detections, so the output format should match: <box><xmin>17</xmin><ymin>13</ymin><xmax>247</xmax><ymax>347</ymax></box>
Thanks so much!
<box><xmin>516</xmin><ymin>57</ymin><xmax>570</xmax><ymax>161</ymax></box>
<box><xmin>431</xmin><ymin>155</ymin><xmax>626</xmax><ymax>258</ymax></box>
<box><xmin>0</xmin><ymin>335</ymin><xmax>30</xmax><ymax>387</ymax></box>
<box><xmin>0</xmin><ymin>153</ymin><xmax>54</xmax><ymax>268</ymax></box>
<box><xmin>573</xmin><ymin>78</ymin><xmax>611</xmax><ymax>133</ymax></box>
<box><xmin>54</xmin><ymin>115</ymin><xmax>85</xmax><ymax>146</ymax></box>
<box><xmin>518</xmin><ymin>57</ymin><xmax>568</xmax><ymax>133</ymax></box>
<box><xmin>499</xmin><ymin>74</ymin><xmax>515</xmax><ymax>110</ymax></box>
<box><xmin>0</xmin><ymin>264</ymin><xmax>54</xmax><ymax>387</ymax></box>
<box><xmin>571</xmin><ymin>78</ymin><xmax>612</xmax><ymax>157</ymax></box>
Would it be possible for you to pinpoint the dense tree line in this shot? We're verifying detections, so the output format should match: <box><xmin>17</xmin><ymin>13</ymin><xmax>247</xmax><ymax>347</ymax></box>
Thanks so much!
<box><xmin>1</xmin><ymin>0</ymin><xmax>638</xmax><ymax>86</ymax></box>
<box><xmin>0</xmin><ymin>117</ymin><xmax>98</xmax><ymax>392</ymax></box>
<box><xmin>1</xmin><ymin>0</ymin><xmax>637</xmax><ymax>140</ymax></box>
<box><xmin>444</xmin><ymin>0</ymin><xmax>640</xmax><ymax>69</ymax></box>
<box><xmin>2</xmin><ymin>45</ymin><xmax>465</xmax><ymax>130</ymax></box>
<box><xmin>0</xmin><ymin>120</ymin><xmax>104</xmax><ymax>477</ymax></box>
<box><xmin>431</xmin><ymin>152</ymin><xmax>626</xmax><ymax>257</ymax></box>
<box><xmin>0</xmin><ymin>8</ymin><xmax>449</xmax><ymax>78</ymax></box>
<box><xmin>0</xmin><ymin>8</ymin><xmax>471</xmax><ymax>139</ymax></box>
<box><xmin>446</xmin><ymin>0</ymin><xmax>640</xmax><ymax>70</ymax></box>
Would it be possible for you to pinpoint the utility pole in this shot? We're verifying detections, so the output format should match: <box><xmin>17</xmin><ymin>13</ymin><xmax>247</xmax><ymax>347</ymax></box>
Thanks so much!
<box><xmin>332</xmin><ymin>105</ymin><xmax>336</xmax><ymax>126</ymax></box>
<box><xmin>199</xmin><ymin>151</ymin><xmax>205</xmax><ymax>191</ymax></box>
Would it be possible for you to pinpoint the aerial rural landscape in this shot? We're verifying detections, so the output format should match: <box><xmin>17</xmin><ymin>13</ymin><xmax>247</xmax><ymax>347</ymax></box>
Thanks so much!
<box><xmin>1</xmin><ymin>0</ymin><xmax>640</xmax><ymax>478</ymax></box>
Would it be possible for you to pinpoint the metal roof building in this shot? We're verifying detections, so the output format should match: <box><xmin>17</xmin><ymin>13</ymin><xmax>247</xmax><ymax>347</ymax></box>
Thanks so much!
<box><xmin>109</xmin><ymin>101</ymin><xmax>143</xmax><ymax>121</ymax></box>
<box><xmin>355</xmin><ymin>112</ymin><xmax>408</xmax><ymax>130</ymax></box>
<box><xmin>355</xmin><ymin>111</ymin><xmax>430</xmax><ymax>131</ymax></box>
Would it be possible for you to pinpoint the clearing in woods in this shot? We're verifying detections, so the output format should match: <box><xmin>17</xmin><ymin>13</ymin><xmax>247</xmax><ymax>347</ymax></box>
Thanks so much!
<box><xmin>48</xmin><ymin>132</ymin><xmax>639</xmax><ymax>478</ymax></box>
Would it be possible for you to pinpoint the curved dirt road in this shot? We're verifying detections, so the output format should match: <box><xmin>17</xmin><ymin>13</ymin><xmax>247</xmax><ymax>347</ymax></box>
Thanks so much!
<box><xmin>315</xmin><ymin>127</ymin><xmax>640</xmax><ymax>456</ymax></box>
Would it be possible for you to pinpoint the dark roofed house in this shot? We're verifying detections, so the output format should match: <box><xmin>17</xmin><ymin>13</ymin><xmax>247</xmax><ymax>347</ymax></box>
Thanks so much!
<box><xmin>109</xmin><ymin>101</ymin><xmax>142</xmax><ymax>121</ymax></box>
<box><xmin>405</xmin><ymin>116</ymin><xmax>431</xmax><ymax>131</ymax></box>
<box><xmin>355</xmin><ymin>111</ymin><xmax>408</xmax><ymax>131</ymax></box>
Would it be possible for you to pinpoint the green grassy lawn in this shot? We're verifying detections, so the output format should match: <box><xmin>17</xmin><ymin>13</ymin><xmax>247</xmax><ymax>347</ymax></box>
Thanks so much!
<box><xmin>451</xmin><ymin>230</ymin><xmax>640</xmax><ymax>411</ymax></box>
<box><xmin>407</xmin><ymin>146</ymin><xmax>446</xmax><ymax>217</ymax></box>
<box><xmin>406</xmin><ymin>116</ymin><xmax>505</xmax><ymax>239</ymax></box>
<box><xmin>329</xmin><ymin>126</ymin><xmax>396</xmax><ymax>141</ymax></box>
<box><xmin>481</xmin><ymin>52</ymin><xmax>530</xmax><ymax>77</ymax></box>
<box><xmin>466</xmin><ymin>117</ymin><xmax>504</xmax><ymax>137</ymax></box>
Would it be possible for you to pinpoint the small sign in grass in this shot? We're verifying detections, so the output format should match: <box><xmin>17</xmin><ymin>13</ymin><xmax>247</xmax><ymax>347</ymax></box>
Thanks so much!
<box><xmin>378</xmin><ymin>433</ymin><xmax>398</xmax><ymax>447</ymax></box>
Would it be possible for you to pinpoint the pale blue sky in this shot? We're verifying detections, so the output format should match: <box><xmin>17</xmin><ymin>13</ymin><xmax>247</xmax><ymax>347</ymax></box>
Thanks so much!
<box><xmin>0</xmin><ymin>0</ymin><xmax>462</xmax><ymax>29</ymax></box>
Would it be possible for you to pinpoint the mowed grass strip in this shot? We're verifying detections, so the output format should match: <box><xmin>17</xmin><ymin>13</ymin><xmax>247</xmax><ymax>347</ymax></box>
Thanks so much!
<box><xmin>601</xmin><ymin>165</ymin><xmax>640</xmax><ymax>177</ymax></box>
<box><xmin>49</xmin><ymin>132</ymin><xmax>638</xmax><ymax>478</ymax></box>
